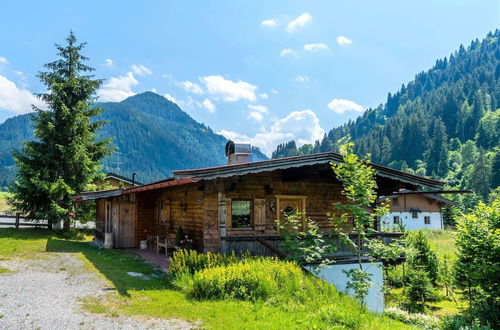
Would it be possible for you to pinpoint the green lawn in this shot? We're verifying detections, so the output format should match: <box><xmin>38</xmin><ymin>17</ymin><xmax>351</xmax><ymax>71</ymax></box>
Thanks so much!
<box><xmin>0</xmin><ymin>192</ymin><xmax>11</xmax><ymax>214</ymax></box>
<box><xmin>0</xmin><ymin>228</ymin><xmax>409</xmax><ymax>329</ymax></box>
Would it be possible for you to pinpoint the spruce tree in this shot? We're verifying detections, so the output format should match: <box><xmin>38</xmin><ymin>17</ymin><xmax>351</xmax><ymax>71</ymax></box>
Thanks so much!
<box><xmin>9</xmin><ymin>32</ymin><xmax>113</xmax><ymax>230</ymax></box>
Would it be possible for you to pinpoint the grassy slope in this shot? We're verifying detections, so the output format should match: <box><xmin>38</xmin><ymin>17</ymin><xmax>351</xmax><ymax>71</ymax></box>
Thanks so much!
<box><xmin>387</xmin><ymin>229</ymin><xmax>466</xmax><ymax>317</ymax></box>
<box><xmin>0</xmin><ymin>192</ymin><xmax>11</xmax><ymax>213</ymax></box>
<box><xmin>0</xmin><ymin>228</ymin><xmax>408</xmax><ymax>329</ymax></box>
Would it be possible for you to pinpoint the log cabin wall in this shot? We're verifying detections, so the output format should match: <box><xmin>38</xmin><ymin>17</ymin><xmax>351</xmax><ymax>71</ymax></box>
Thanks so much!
<box><xmin>201</xmin><ymin>163</ymin><xmax>415</xmax><ymax>253</ymax></box>
<box><xmin>134</xmin><ymin>183</ymin><xmax>205</xmax><ymax>250</ymax></box>
<box><xmin>95</xmin><ymin>199</ymin><xmax>106</xmax><ymax>243</ymax></box>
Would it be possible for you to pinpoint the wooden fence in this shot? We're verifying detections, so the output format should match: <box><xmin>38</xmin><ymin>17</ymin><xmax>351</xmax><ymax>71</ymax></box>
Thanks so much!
<box><xmin>0</xmin><ymin>214</ymin><xmax>50</xmax><ymax>229</ymax></box>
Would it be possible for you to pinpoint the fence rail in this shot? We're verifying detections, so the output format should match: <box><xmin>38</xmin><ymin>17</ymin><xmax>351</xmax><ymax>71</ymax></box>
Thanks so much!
<box><xmin>0</xmin><ymin>214</ymin><xmax>50</xmax><ymax>229</ymax></box>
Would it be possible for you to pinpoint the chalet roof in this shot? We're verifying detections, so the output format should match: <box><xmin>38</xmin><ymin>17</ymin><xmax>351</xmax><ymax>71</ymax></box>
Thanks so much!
<box><xmin>377</xmin><ymin>189</ymin><xmax>457</xmax><ymax>206</ymax></box>
<box><xmin>105</xmin><ymin>172</ymin><xmax>142</xmax><ymax>186</ymax></box>
<box><xmin>75</xmin><ymin>188</ymin><xmax>123</xmax><ymax>202</ymax></box>
<box><xmin>124</xmin><ymin>177</ymin><xmax>200</xmax><ymax>194</ymax></box>
<box><xmin>173</xmin><ymin>152</ymin><xmax>445</xmax><ymax>189</ymax></box>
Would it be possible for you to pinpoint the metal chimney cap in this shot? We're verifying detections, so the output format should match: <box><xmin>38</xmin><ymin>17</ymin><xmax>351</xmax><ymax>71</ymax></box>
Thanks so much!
<box><xmin>225</xmin><ymin>140</ymin><xmax>251</xmax><ymax>156</ymax></box>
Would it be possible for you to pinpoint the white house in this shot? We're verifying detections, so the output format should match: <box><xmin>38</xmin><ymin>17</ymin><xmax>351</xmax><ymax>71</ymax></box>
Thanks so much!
<box><xmin>378</xmin><ymin>190</ymin><xmax>455</xmax><ymax>231</ymax></box>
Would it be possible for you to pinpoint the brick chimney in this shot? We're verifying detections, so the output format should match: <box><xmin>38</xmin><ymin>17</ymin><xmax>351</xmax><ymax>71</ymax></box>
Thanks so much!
<box><xmin>225</xmin><ymin>140</ymin><xmax>252</xmax><ymax>165</ymax></box>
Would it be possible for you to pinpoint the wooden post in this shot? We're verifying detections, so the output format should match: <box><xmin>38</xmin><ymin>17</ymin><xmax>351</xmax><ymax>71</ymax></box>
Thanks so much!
<box><xmin>15</xmin><ymin>213</ymin><xmax>20</xmax><ymax>229</ymax></box>
<box><xmin>218</xmin><ymin>192</ymin><xmax>227</xmax><ymax>253</ymax></box>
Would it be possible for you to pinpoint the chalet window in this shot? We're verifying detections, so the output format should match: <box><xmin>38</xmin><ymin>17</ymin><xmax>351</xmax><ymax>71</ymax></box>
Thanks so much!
<box><xmin>412</xmin><ymin>211</ymin><xmax>418</xmax><ymax>219</ymax></box>
<box><xmin>424</xmin><ymin>216</ymin><xmax>431</xmax><ymax>224</ymax></box>
<box><xmin>392</xmin><ymin>197</ymin><xmax>399</xmax><ymax>206</ymax></box>
<box><xmin>393</xmin><ymin>216</ymin><xmax>400</xmax><ymax>224</ymax></box>
<box><xmin>231</xmin><ymin>200</ymin><xmax>252</xmax><ymax>229</ymax></box>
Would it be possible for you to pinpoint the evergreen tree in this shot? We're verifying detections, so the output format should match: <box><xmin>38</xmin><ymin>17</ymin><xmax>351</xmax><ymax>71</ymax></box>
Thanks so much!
<box><xmin>468</xmin><ymin>148</ymin><xmax>492</xmax><ymax>199</ymax></box>
<box><xmin>9</xmin><ymin>32</ymin><xmax>113</xmax><ymax>230</ymax></box>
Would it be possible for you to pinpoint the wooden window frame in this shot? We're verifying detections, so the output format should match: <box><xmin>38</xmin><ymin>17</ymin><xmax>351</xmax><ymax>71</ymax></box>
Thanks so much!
<box><xmin>393</xmin><ymin>216</ymin><xmax>400</xmax><ymax>224</ymax></box>
<box><xmin>275</xmin><ymin>195</ymin><xmax>307</xmax><ymax>233</ymax></box>
<box><xmin>411</xmin><ymin>211</ymin><xmax>418</xmax><ymax>219</ymax></box>
<box><xmin>230</xmin><ymin>199</ymin><xmax>253</xmax><ymax>230</ymax></box>
<box><xmin>392</xmin><ymin>197</ymin><xmax>399</xmax><ymax>206</ymax></box>
<box><xmin>424</xmin><ymin>216</ymin><xmax>431</xmax><ymax>225</ymax></box>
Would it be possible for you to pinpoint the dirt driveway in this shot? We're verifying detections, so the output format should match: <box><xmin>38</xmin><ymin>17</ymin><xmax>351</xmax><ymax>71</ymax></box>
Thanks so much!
<box><xmin>0</xmin><ymin>253</ymin><xmax>192</xmax><ymax>329</ymax></box>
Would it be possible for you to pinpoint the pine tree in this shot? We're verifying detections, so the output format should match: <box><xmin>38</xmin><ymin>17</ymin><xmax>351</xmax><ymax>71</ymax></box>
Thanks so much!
<box><xmin>9</xmin><ymin>32</ymin><xmax>113</xmax><ymax>230</ymax></box>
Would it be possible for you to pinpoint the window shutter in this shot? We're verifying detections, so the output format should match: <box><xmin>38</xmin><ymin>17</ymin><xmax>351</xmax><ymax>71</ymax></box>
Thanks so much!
<box><xmin>254</xmin><ymin>199</ymin><xmax>266</xmax><ymax>231</ymax></box>
<box><xmin>226</xmin><ymin>198</ymin><xmax>232</xmax><ymax>230</ymax></box>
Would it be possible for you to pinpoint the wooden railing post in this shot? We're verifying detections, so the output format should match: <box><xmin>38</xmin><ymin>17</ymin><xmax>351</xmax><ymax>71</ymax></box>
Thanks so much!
<box><xmin>15</xmin><ymin>213</ymin><xmax>20</xmax><ymax>229</ymax></box>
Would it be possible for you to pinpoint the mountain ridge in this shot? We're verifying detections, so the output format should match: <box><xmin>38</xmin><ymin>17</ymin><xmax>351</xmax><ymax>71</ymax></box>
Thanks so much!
<box><xmin>0</xmin><ymin>91</ymin><xmax>267</xmax><ymax>187</ymax></box>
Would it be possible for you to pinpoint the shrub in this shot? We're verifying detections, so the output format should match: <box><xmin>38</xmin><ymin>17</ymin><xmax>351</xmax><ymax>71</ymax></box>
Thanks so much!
<box><xmin>403</xmin><ymin>268</ymin><xmax>438</xmax><ymax>313</ymax></box>
<box><xmin>407</xmin><ymin>231</ymin><xmax>440</xmax><ymax>285</ymax></box>
<box><xmin>385</xmin><ymin>307</ymin><xmax>439</xmax><ymax>329</ymax></box>
<box><xmin>188</xmin><ymin>258</ymin><xmax>303</xmax><ymax>301</ymax></box>
<box><xmin>169</xmin><ymin>249</ymin><xmax>239</xmax><ymax>278</ymax></box>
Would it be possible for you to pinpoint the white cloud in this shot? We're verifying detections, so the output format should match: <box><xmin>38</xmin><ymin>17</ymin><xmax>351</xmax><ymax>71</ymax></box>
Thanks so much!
<box><xmin>286</xmin><ymin>13</ymin><xmax>312</xmax><ymax>33</ymax></box>
<box><xmin>294</xmin><ymin>74</ymin><xmax>310</xmax><ymax>84</ymax></box>
<box><xmin>327</xmin><ymin>98</ymin><xmax>365</xmax><ymax>114</ymax></box>
<box><xmin>248</xmin><ymin>104</ymin><xmax>268</xmax><ymax>114</ymax></box>
<box><xmin>97</xmin><ymin>72</ymin><xmax>138</xmax><ymax>102</ymax></box>
<box><xmin>104</xmin><ymin>59</ymin><xmax>114</xmax><ymax>67</ymax></box>
<box><xmin>131</xmin><ymin>64</ymin><xmax>152</xmax><ymax>76</ymax></box>
<box><xmin>202</xmin><ymin>98</ymin><xmax>216</xmax><ymax>113</ymax></box>
<box><xmin>303</xmin><ymin>43</ymin><xmax>329</xmax><ymax>52</ymax></box>
<box><xmin>270</xmin><ymin>88</ymin><xmax>279</xmax><ymax>94</ymax></box>
<box><xmin>259</xmin><ymin>93</ymin><xmax>268</xmax><ymax>99</ymax></box>
<box><xmin>180</xmin><ymin>80</ymin><xmax>204</xmax><ymax>95</ymax></box>
<box><xmin>280</xmin><ymin>48</ymin><xmax>295</xmax><ymax>57</ymax></box>
<box><xmin>247</xmin><ymin>111</ymin><xmax>264</xmax><ymax>122</ymax></box>
<box><xmin>0</xmin><ymin>75</ymin><xmax>45</xmax><ymax>114</ymax></box>
<box><xmin>0</xmin><ymin>57</ymin><xmax>8</xmax><ymax>64</ymax></box>
<box><xmin>261</xmin><ymin>19</ymin><xmax>277</xmax><ymax>27</ymax></box>
<box><xmin>336</xmin><ymin>35</ymin><xmax>352</xmax><ymax>45</ymax></box>
<box><xmin>218</xmin><ymin>109</ymin><xmax>324</xmax><ymax>156</ymax></box>
<box><xmin>163</xmin><ymin>93</ymin><xmax>195</xmax><ymax>109</ymax></box>
<box><xmin>200</xmin><ymin>75</ymin><xmax>257</xmax><ymax>102</ymax></box>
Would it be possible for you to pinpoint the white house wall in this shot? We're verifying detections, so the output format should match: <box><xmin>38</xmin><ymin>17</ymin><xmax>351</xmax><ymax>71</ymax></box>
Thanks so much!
<box><xmin>306</xmin><ymin>262</ymin><xmax>384</xmax><ymax>313</ymax></box>
<box><xmin>380</xmin><ymin>212</ymin><xmax>443</xmax><ymax>231</ymax></box>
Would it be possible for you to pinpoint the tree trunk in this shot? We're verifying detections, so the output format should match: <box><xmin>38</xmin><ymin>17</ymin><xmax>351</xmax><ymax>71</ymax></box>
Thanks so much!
<box><xmin>63</xmin><ymin>218</ymin><xmax>71</xmax><ymax>231</ymax></box>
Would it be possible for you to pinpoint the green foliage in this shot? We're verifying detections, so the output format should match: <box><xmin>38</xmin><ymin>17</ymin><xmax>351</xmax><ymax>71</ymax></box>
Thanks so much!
<box><xmin>403</xmin><ymin>268</ymin><xmax>438</xmax><ymax>313</ymax></box>
<box><xmin>275</xmin><ymin>211</ymin><xmax>335</xmax><ymax>273</ymax></box>
<box><xmin>385</xmin><ymin>307</ymin><xmax>439</xmax><ymax>329</ymax></box>
<box><xmin>188</xmin><ymin>258</ymin><xmax>303</xmax><ymax>301</ymax></box>
<box><xmin>453</xmin><ymin>200</ymin><xmax>500</xmax><ymax>327</ymax></box>
<box><xmin>329</xmin><ymin>143</ymin><xmax>390</xmax><ymax>307</ymax></box>
<box><xmin>407</xmin><ymin>231</ymin><xmax>440</xmax><ymax>285</ymax></box>
<box><xmin>270</xmin><ymin>30</ymin><xmax>500</xmax><ymax>205</ymax></box>
<box><xmin>169</xmin><ymin>249</ymin><xmax>239</xmax><ymax>278</ymax></box>
<box><xmin>8</xmin><ymin>32</ymin><xmax>113</xmax><ymax>229</ymax></box>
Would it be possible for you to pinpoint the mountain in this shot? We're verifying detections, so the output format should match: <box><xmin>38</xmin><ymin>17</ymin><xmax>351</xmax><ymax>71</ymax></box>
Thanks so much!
<box><xmin>0</xmin><ymin>92</ymin><xmax>267</xmax><ymax>187</ymax></box>
<box><xmin>272</xmin><ymin>30</ymin><xmax>500</xmax><ymax>202</ymax></box>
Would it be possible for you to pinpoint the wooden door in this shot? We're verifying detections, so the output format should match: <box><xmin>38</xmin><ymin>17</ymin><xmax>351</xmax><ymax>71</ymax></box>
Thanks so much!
<box><xmin>111</xmin><ymin>203</ymin><xmax>119</xmax><ymax>245</ymax></box>
<box><xmin>117</xmin><ymin>203</ymin><xmax>136</xmax><ymax>248</ymax></box>
<box><xmin>276</xmin><ymin>196</ymin><xmax>306</xmax><ymax>233</ymax></box>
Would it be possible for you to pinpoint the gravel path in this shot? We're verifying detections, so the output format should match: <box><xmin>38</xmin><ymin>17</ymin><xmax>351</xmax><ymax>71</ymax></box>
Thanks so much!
<box><xmin>0</xmin><ymin>253</ymin><xmax>193</xmax><ymax>329</ymax></box>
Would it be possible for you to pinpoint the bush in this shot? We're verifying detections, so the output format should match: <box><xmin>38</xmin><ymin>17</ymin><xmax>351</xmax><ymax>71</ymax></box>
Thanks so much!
<box><xmin>403</xmin><ymin>268</ymin><xmax>438</xmax><ymax>313</ymax></box>
<box><xmin>188</xmin><ymin>258</ymin><xmax>304</xmax><ymax>301</ymax></box>
<box><xmin>385</xmin><ymin>307</ymin><xmax>439</xmax><ymax>329</ymax></box>
<box><xmin>407</xmin><ymin>231</ymin><xmax>440</xmax><ymax>285</ymax></box>
<box><xmin>169</xmin><ymin>249</ymin><xmax>239</xmax><ymax>278</ymax></box>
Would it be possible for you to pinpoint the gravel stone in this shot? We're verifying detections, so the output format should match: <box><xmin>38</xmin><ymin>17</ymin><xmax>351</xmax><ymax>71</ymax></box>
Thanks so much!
<box><xmin>0</xmin><ymin>253</ymin><xmax>193</xmax><ymax>329</ymax></box>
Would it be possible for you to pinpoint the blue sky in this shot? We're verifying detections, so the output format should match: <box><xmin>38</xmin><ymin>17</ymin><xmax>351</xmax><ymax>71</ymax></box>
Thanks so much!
<box><xmin>0</xmin><ymin>1</ymin><xmax>498</xmax><ymax>155</ymax></box>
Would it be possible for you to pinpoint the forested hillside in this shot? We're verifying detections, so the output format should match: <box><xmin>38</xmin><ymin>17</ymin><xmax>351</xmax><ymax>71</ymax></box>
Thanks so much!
<box><xmin>0</xmin><ymin>92</ymin><xmax>267</xmax><ymax>187</ymax></box>
<box><xmin>273</xmin><ymin>30</ymin><xmax>499</xmax><ymax>204</ymax></box>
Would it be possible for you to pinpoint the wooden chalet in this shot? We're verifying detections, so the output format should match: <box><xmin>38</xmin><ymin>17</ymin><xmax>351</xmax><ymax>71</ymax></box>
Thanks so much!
<box><xmin>77</xmin><ymin>142</ymin><xmax>445</xmax><ymax>257</ymax></box>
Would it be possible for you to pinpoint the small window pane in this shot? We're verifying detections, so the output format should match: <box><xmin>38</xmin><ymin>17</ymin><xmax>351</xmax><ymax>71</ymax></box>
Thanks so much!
<box><xmin>393</xmin><ymin>216</ymin><xmax>400</xmax><ymax>224</ymax></box>
<box><xmin>424</xmin><ymin>216</ymin><xmax>431</xmax><ymax>224</ymax></box>
<box><xmin>412</xmin><ymin>212</ymin><xmax>418</xmax><ymax>219</ymax></box>
<box><xmin>232</xmin><ymin>200</ymin><xmax>252</xmax><ymax>228</ymax></box>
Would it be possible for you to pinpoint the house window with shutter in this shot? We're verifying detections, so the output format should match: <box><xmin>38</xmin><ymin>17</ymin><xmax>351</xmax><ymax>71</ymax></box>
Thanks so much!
<box><xmin>231</xmin><ymin>200</ymin><xmax>252</xmax><ymax>229</ymax></box>
<box><xmin>424</xmin><ymin>216</ymin><xmax>431</xmax><ymax>224</ymax></box>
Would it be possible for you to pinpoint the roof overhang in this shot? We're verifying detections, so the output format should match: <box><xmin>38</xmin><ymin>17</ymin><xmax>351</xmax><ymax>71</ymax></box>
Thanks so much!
<box><xmin>74</xmin><ymin>188</ymin><xmax>124</xmax><ymax>202</ymax></box>
<box><xmin>173</xmin><ymin>152</ymin><xmax>445</xmax><ymax>189</ymax></box>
